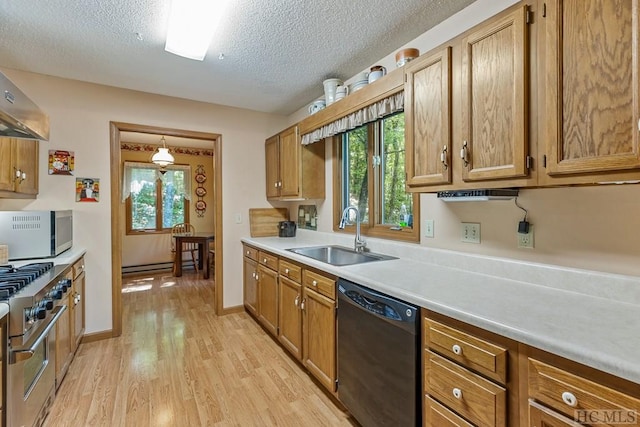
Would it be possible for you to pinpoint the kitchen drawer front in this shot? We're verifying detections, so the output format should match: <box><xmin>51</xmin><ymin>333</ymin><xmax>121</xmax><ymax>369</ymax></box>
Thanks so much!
<box><xmin>529</xmin><ymin>399</ymin><xmax>584</xmax><ymax>427</ymax></box>
<box><xmin>244</xmin><ymin>245</ymin><xmax>258</xmax><ymax>261</ymax></box>
<box><xmin>72</xmin><ymin>256</ymin><xmax>85</xmax><ymax>280</ymax></box>
<box><xmin>425</xmin><ymin>318</ymin><xmax>507</xmax><ymax>385</ymax></box>
<box><xmin>425</xmin><ymin>351</ymin><xmax>507</xmax><ymax>427</ymax></box>
<box><xmin>258</xmin><ymin>251</ymin><xmax>278</xmax><ymax>271</ymax></box>
<box><xmin>425</xmin><ymin>395</ymin><xmax>474</xmax><ymax>427</ymax></box>
<box><xmin>529</xmin><ymin>358</ymin><xmax>640</xmax><ymax>426</ymax></box>
<box><xmin>302</xmin><ymin>270</ymin><xmax>335</xmax><ymax>300</ymax></box>
<box><xmin>279</xmin><ymin>259</ymin><xmax>302</xmax><ymax>283</ymax></box>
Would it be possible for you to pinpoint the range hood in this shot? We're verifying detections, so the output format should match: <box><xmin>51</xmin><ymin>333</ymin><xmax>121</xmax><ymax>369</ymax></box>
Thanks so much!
<box><xmin>0</xmin><ymin>71</ymin><xmax>49</xmax><ymax>140</ymax></box>
<box><xmin>437</xmin><ymin>189</ymin><xmax>519</xmax><ymax>202</ymax></box>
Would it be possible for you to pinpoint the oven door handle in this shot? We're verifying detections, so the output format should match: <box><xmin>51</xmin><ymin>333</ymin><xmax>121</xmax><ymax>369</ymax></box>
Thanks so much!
<box><xmin>10</xmin><ymin>305</ymin><xmax>67</xmax><ymax>364</ymax></box>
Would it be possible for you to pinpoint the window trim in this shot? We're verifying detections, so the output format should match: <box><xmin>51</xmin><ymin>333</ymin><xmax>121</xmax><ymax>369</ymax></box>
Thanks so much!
<box><xmin>332</xmin><ymin>119</ymin><xmax>420</xmax><ymax>243</ymax></box>
<box><xmin>125</xmin><ymin>165</ymin><xmax>191</xmax><ymax>235</ymax></box>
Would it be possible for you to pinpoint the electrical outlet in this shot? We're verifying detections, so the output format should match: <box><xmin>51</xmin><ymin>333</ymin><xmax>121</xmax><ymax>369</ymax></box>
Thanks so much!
<box><xmin>517</xmin><ymin>225</ymin><xmax>534</xmax><ymax>248</ymax></box>
<box><xmin>461</xmin><ymin>222</ymin><xmax>480</xmax><ymax>243</ymax></box>
<box><xmin>424</xmin><ymin>219</ymin><xmax>434</xmax><ymax>238</ymax></box>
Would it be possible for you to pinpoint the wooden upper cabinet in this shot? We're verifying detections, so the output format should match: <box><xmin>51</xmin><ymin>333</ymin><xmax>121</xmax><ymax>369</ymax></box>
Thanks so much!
<box><xmin>265</xmin><ymin>125</ymin><xmax>325</xmax><ymax>200</ymax></box>
<box><xmin>265</xmin><ymin>135</ymin><xmax>280</xmax><ymax>199</ymax></box>
<box><xmin>278</xmin><ymin>126</ymin><xmax>300</xmax><ymax>197</ymax></box>
<box><xmin>405</xmin><ymin>46</ymin><xmax>453</xmax><ymax>188</ymax></box>
<box><xmin>543</xmin><ymin>0</ymin><xmax>640</xmax><ymax>176</ymax></box>
<box><xmin>0</xmin><ymin>137</ymin><xmax>39</xmax><ymax>197</ymax></box>
<box><xmin>460</xmin><ymin>5</ymin><xmax>530</xmax><ymax>182</ymax></box>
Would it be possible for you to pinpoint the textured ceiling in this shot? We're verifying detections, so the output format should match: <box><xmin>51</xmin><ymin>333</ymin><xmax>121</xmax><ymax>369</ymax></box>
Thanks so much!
<box><xmin>0</xmin><ymin>0</ymin><xmax>475</xmax><ymax>115</ymax></box>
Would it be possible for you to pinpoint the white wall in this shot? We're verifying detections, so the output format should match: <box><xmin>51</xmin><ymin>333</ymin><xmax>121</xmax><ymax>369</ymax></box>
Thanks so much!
<box><xmin>0</xmin><ymin>69</ymin><xmax>286</xmax><ymax>334</ymax></box>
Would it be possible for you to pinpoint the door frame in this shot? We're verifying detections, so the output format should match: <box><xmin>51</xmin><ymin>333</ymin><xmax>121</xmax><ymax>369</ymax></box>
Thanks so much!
<box><xmin>109</xmin><ymin>121</ymin><xmax>223</xmax><ymax>337</ymax></box>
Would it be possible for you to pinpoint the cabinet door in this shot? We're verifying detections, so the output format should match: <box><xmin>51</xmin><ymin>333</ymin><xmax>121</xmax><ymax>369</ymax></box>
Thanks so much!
<box><xmin>0</xmin><ymin>137</ymin><xmax>14</xmax><ymax>191</ymax></box>
<box><xmin>278</xmin><ymin>276</ymin><xmax>302</xmax><ymax>360</ymax></box>
<box><xmin>265</xmin><ymin>135</ymin><xmax>280</xmax><ymax>199</ymax></box>
<box><xmin>278</xmin><ymin>126</ymin><xmax>300</xmax><ymax>197</ymax></box>
<box><xmin>243</xmin><ymin>257</ymin><xmax>258</xmax><ymax>317</ymax></box>
<box><xmin>544</xmin><ymin>0</ymin><xmax>640</xmax><ymax>175</ymax></box>
<box><xmin>55</xmin><ymin>305</ymin><xmax>72</xmax><ymax>389</ymax></box>
<box><xmin>302</xmin><ymin>287</ymin><xmax>336</xmax><ymax>392</ymax></box>
<box><xmin>257</xmin><ymin>264</ymin><xmax>278</xmax><ymax>336</ymax></box>
<box><xmin>14</xmin><ymin>139</ymin><xmax>38</xmax><ymax>195</ymax></box>
<box><xmin>460</xmin><ymin>5</ymin><xmax>530</xmax><ymax>181</ymax></box>
<box><xmin>405</xmin><ymin>46</ymin><xmax>452</xmax><ymax>187</ymax></box>
<box><xmin>529</xmin><ymin>400</ymin><xmax>583</xmax><ymax>427</ymax></box>
<box><xmin>71</xmin><ymin>271</ymin><xmax>85</xmax><ymax>352</ymax></box>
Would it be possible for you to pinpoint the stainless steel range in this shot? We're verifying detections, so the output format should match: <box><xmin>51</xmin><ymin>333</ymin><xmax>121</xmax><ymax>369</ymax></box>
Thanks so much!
<box><xmin>0</xmin><ymin>262</ymin><xmax>70</xmax><ymax>427</ymax></box>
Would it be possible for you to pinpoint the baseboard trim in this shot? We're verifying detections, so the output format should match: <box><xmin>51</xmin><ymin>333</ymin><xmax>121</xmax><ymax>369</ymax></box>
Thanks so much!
<box><xmin>221</xmin><ymin>304</ymin><xmax>245</xmax><ymax>315</ymax></box>
<box><xmin>80</xmin><ymin>330</ymin><xmax>114</xmax><ymax>344</ymax></box>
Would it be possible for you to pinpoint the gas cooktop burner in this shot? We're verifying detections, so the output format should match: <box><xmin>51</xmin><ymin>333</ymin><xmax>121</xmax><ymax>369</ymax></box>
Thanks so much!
<box><xmin>0</xmin><ymin>262</ymin><xmax>55</xmax><ymax>301</ymax></box>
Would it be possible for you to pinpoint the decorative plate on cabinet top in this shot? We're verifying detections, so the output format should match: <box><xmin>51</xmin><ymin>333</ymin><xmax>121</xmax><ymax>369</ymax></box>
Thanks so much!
<box><xmin>195</xmin><ymin>187</ymin><xmax>207</xmax><ymax>197</ymax></box>
<box><xmin>195</xmin><ymin>173</ymin><xmax>206</xmax><ymax>183</ymax></box>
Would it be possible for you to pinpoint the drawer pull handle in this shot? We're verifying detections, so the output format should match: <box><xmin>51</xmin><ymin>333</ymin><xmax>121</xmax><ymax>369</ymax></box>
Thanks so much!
<box><xmin>452</xmin><ymin>388</ymin><xmax>462</xmax><ymax>399</ymax></box>
<box><xmin>294</xmin><ymin>295</ymin><xmax>300</xmax><ymax>307</ymax></box>
<box><xmin>561</xmin><ymin>391</ymin><xmax>578</xmax><ymax>407</ymax></box>
<box><xmin>312</xmin><ymin>280</ymin><xmax>318</xmax><ymax>287</ymax></box>
<box><xmin>452</xmin><ymin>344</ymin><xmax>462</xmax><ymax>355</ymax></box>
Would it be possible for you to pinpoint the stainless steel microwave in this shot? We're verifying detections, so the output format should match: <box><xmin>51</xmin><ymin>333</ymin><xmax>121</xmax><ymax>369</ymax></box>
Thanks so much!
<box><xmin>0</xmin><ymin>210</ymin><xmax>73</xmax><ymax>260</ymax></box>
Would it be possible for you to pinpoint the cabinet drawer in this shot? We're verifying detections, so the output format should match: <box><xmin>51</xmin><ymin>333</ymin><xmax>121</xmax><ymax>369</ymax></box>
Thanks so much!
<box><xmin>425</xmin><ymin>318</ymin><xmax>507</xmax><ymax>385</ymax></box>
<box><xmin>244</xmin><ymin>245</ymin><xmax>258</xmax><ymax>261</ymax></box>
<box><xmin>302</xmin><ymin>270</ymin><xmax>335</xmax><ymax>300</ymax></box>
<box><xmin>72</xmin><ymin>257</ymin><xmax>85</xmax><ymax>280</ymax></box>
<box><xmin>529</xmin><ymin>358</ymin><xmax>640</xmax><ymax>426</ymax></box>
<box><xmin>529</xmin><ymin>399</ymin><xmax>584</xmax><ymax>427</ymax></box>
<box><xmin>425</xmin><ymin>351</ymin><xmax>506</xmax><ymax>427</ymax></box>
<box><xmin>279</xmin><ymin>259</ymin><xmax>302</xmax><ymax>283</ymax></box>
<box><xmin>258</xmin><ymin>251</ymin><xmax>278</xmax><ymax>271</ymax></box>
<box><xmin>425</xmin><ymin>395</ymin><xmax>474</xmax><ymax>427</ymax></box>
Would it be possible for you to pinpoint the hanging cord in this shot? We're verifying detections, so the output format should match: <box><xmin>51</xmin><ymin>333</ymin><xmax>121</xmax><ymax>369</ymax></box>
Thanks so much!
<box><xmin>514</xmin><ymin>197</ymin><xmax>528</xmax><ymax>221</ymax></box>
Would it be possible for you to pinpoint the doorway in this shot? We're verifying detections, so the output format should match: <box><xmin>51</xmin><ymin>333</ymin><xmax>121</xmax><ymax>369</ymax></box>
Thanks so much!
<box><xmin>109</xmin><ymin>122</ymin><xmax>223</xmax><ymax>337</ymax></box>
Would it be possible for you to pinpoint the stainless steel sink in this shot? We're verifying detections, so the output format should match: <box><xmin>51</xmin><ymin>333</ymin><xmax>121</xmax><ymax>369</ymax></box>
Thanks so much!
<box><xmin>286</xmin><ymin>245</ymin><xmax>397</xmax><ymax>266</ymax></box>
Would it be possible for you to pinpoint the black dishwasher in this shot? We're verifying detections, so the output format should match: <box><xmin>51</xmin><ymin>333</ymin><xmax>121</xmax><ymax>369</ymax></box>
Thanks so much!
<box><xmin>337</xmin><ymin>278</ymin><xmax>420</xmax><ymax>427</ymax></box>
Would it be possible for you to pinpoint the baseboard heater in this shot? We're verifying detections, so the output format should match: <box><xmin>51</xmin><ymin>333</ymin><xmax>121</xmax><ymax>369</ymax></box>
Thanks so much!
<box><xmin>122</xmin><ymin>262</ymin><xmax>174</xmax><ymax>275</ymax></box>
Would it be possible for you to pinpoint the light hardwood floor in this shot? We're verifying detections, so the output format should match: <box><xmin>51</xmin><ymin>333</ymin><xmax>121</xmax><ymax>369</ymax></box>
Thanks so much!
<box><xmin>44</xmin><ymin>272</ymin><xmax>356</xmax><ymax>426</ymax></box>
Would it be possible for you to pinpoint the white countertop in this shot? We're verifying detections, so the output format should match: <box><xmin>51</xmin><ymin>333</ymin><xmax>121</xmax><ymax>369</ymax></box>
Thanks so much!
<box><xmin>243</xmin><ymin>232</ymin><xmax>640</xmax><ymax>385</ymax></box>
<box><xmin>0</xmin><ymin>302</ymin><xmax>8</xmax><ymax>321</ymax></box>
<box><xmin>9</xmin><ymin>247</ymin><xmax>86</xmax><ymax>268</ymax></box>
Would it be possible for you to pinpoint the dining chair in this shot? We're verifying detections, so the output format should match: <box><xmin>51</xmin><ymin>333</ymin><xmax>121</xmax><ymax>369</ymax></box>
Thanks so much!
<box><xmin>171</xmin><ymin>223</ymin><xmax>198</xmax><ymax>274</ymax></box>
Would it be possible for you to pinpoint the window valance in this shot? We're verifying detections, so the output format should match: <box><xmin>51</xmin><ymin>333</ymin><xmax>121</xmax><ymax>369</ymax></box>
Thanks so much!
<box><xmin>122</xmin><ymin>161</ymin><xmax>192</xmax><ymax>202</ymax></box>
<box><xmin>301</xmin><ymin>92</ymin><xmax>404</xmax><ymax>145</ymax></box>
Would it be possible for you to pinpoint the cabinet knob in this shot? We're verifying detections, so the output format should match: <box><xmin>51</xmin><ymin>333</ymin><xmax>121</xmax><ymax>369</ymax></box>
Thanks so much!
<box><xmin>440</xmin><ymin>145</ymin><xmax>448</xmax><ymax>169</ymax></box>
<box><xmin>452</xmin><ymin>344</ymin><xmax>462</xmax><ymax>355</ymax></box>
<box><xmin>263</xmin><ymin>258</ymin><xmax>267</xmax><ymax>263</ymax></box>
<box><xmin>312</xmin><ymin>280</ymin><xmax>317</xmax><ymax>287</ymax></box>
<box><xmin>460</xmin><ymin>141</ymin><xmax>469</xmax><ymax>167</ymax></box>
<box><xmin>246</xmin><ymin>250</ymin><xmax>250</xmax><ymax>255</ymax></box>
<box><xmin>285</xmin><ymin>268</ymin><xmax>289</xmax><ymax>274</ymax></box>
<box><xmin>561</xmin><ymin>391</ymin><xmax>578</xmax><ymax>407</ymax></box>
<box><xmin>274</xmin><ymin>182</ymin><xmax>278</xmax><ymax>188</ymax></box>
<box><xmin>452</xmin><ymin>388</ymin><xmax>462</xmax><ymax>399</ymax></box>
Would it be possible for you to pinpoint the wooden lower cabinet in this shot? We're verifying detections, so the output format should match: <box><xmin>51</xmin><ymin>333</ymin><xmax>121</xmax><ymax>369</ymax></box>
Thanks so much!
<box><xmin>55</xmin><ymin>271</ymin><xmax>74</xmax><ymax>389</ymax></box>
<box><xmin>425</xmin><ymin>396</ymin><xmax>474</xmax><ymax>427</ymax></box>
<box><xmin>243</xmin><ymin>251</ymin><xmax>259</xmax><ymax>317</ymax></box>
<box><xmin>70</xmin><ymin>257</ymin><xmax>85</xmax><ymax>352</ymax></box>
<box><xmin>529</xmin><ymin>400</ymin><xmax>583</xmax><ymax>427</ymax></box>
<box><xmin>257</xmin><ymin>263</ymin><xmax>278</xmax><ymax>336</ymax></box>
<box><xmin>278</xmin><ymin>276</ymin><xmax>302</xmax><ymax>359</ymax></box>
<box><xmin>302</xmin><ymin>284</ymin><xmax>336</xmax><ymax>393</ymax></box>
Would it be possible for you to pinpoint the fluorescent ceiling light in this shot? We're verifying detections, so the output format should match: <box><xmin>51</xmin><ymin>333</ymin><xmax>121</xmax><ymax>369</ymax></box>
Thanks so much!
<box><xmin>165</xmin><ymin>0</ymin><xmax>228</xmax><ymax>61</ymax></box>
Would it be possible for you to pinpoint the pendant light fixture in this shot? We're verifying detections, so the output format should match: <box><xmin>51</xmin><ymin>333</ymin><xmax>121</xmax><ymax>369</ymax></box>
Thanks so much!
<box><xmin>151</xmin><ymin>136</ymin><xmax>175</xmax><ymax>167</ymax></box>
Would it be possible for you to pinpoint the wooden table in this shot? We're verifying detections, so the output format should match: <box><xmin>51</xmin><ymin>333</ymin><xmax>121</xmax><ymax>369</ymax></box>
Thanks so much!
<box><xmin>173</xmin><ymin>232</ymin><xmax>215</xmax><ymax>279</ymax></box>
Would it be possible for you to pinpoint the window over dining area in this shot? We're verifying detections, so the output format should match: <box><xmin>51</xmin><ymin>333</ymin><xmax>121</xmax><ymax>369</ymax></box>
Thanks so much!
<box><xmin>122</xmin><ymin>162</ymin><xmax>191</xmax><ymax>234</ymax></box>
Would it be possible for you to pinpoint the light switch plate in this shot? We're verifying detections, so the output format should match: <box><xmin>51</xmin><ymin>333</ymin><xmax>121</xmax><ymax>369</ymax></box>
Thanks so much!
<box><xmin>461</xmin><ymin>222</ymin><xmax>480</xmax><ymax>243</ymax></box>
<box><xmin>234</xmin><ymin>213</ymin><xmax>242</xmax><ymax>224</ymax></box>
<box><xmin>424</xmin><ymin>219</ymin><xmax>434</xmax><ymax>238</ymax></box>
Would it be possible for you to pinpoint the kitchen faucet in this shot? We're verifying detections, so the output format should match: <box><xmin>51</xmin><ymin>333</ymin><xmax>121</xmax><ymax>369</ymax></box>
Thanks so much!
<box><xmin>339</xmin><ymin>206</ymin><xmax>366</xmax><ymax>252</ymax></box>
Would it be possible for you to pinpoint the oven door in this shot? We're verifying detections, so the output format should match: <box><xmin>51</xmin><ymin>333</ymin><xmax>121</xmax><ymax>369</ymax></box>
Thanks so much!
<box><xmin>8</xmin><ymin>305</ymin><xmax>66</xmax><ymax>427</ymax></box>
